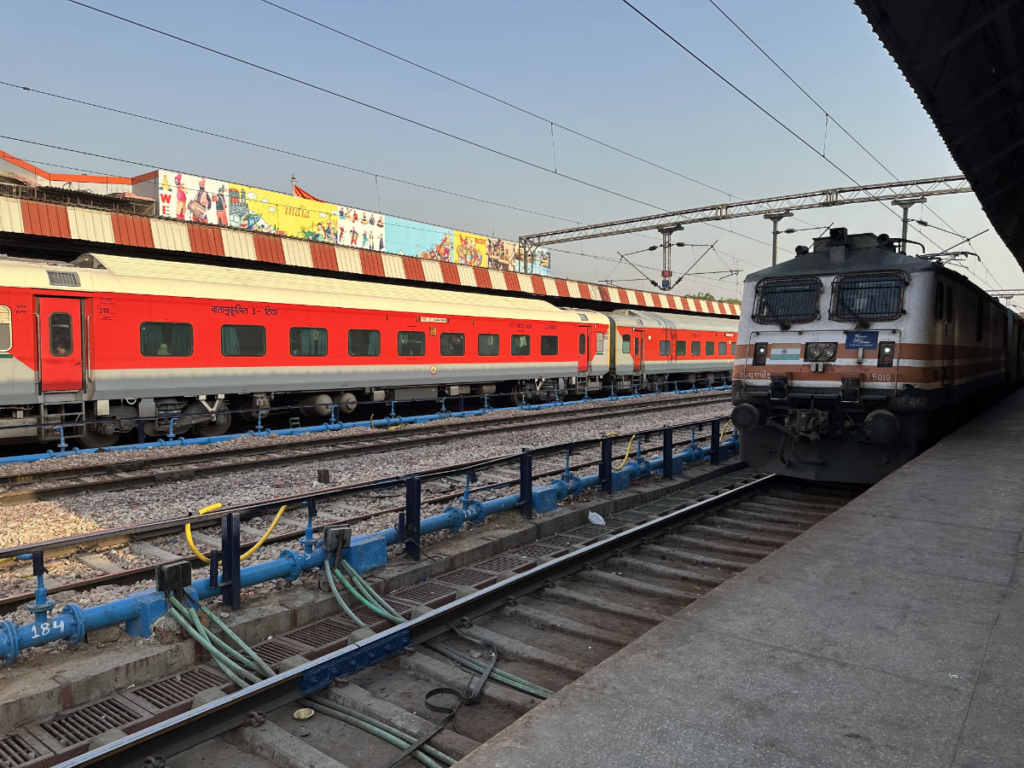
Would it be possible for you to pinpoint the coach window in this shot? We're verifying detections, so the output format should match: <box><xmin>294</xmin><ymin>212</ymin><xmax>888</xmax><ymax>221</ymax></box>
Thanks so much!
<box><xmin>440</xmin><ymin>332</ymin><xmax>465</xmax><ymax>356</ymax></box>
<box><xmin>478</xmin><ymin>333</ymin><xmax>500</xmax><ymax>356</ymax></box>
<box><xmin>634</xmin><ymin>337</ymin><xmax>640</xmax><ymax>356</ymax></box>
<box><xmin>141</xmin><ymin>322</ymin><xmax>193</xmax><ymax>357</ymax></box>
<box><xmin>541</xmin><ymin>336</ymin><xmax>558</xmax><ymax>355</ymax></box>
<box><xmin>596</xmin><ymin>333</ymin><xmax>604</xmax><ymax>354</ymax></box>
<box><xmin>222</xmin><ymin>325</ymin><xmax>265</xmax><ymax>356</ymax></box>
<box><xmin>290</xmin><ymin>327</ymin><xmax>327</xmax><ymax>357</ymax></box>
<box><xmin>348</xmin><ymin>329</ymin><xmax>381</xmax><ymax>356</ymax></box>
<box><xmin>691</xmin><ymin>340</ymin><xmax>701</xmax><ymax>356</ymax></box>
<box><xmin>675</xmin><ymin>340</ymin><xmax>686</xmax><ymax>356</ymax></box>
<box><xmin>934</xmin><ymin>284</ymin><xmax>944</xmax><ymax>321</ymax></box>
<box><xmin>0</xmin><ymin>306</ymin><xmax>12</xmax><ymax>353</ymax></box>
<box><xmin>719</xmin><ymin>341</ymin><xmax>727</xmax><ymax>355</ymax></box>
<box><xmin>621</xmin><ymin>334</ymin><xmax>631</xmax><ymax>354</ymax></box>
<box><xmin>398</xmin><ymin>331</ymin><xmax>426</xmax><ymax>356</ymax></box>
<box><xmin>659</xmin><ymin>340</ymin><xmax>670</xmax><ymax>356</ymax></box>
<box><xmin>578</xmin><ymin>334</ymin><xmax>586</xmax><ymax>354</ymax></box>
<box><xmin>730</xmin><ymin>342</ymin><xmax>736</xmax><ymax>356</ymax></box>
<box><xmin>706</xmin><ymin>341</ymin><xmax>715</xmax><ymax>356</ymax></box>
<box><xmin>49</xmin><ymin>313</ymin><xmax>73</xmax><ymax>357</ymax></box>
<box><xmin>511</xmin><ymin>334</ymin><xmax>531</xmax><ymax>356</ymax></box>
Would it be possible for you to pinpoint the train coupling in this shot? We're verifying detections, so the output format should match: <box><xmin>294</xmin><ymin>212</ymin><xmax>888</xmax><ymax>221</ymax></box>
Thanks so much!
<box><xmin>784</xmin><ymin>408</ymin><xmax>830</xmax><ymax>443</ymax></box>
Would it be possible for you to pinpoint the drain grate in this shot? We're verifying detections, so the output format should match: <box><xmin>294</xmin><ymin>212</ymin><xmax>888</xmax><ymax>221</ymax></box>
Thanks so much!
<box><xmin>393</xmin><ymin>581</ymin><xmax>458</xmax><ymax>607</ymax></box>
<box><xmin>284</xmin><ymin>618</ymin><xmax>352</xmax><ymax>650</ymax></box>
<box><xmin>511</xmin><ymin>543</ymin><xmax>568</xmax><ymax>559</ymax></box>
<box><xmin>131</xmin><ymin>667</ymin><xmax>227</xmax><ymax>711</ymax></box>
<box><xmin>435</xmin><ymin>568</ymin><xmax>497</xmax><ymax>589</ymax></box>
<box><xmin>566</xmin><ymin>524</ymin><xmax>621</xmax><ymax>539</ymax></box>
<box><xmin>475</xmin><ymin>554</ymin><xmax>535</xmax><ymax>574</ymax></box>
<box><xmin>352</xmin><ymin>606</ymin><xmax>394</xmax><ymax>631</ymax></box>
<box><xmin>383</xmin><ymin>597</ymin><xmax>420</xmax><ymax>618</ymax></box>
<box><xmin>543</xmin><ymin>534</ymin><xmax>588</xmax><ymax>548</ymax></box>
<box><xmin>253</xmin><ymin>639</ymin><xmax>306</xmax><ymax>667</ymax></box>
<box><xmin>0</xmin><ymin>733</ymin><xmax>46</xmax><ymax>767</ymax></box>
<box><xmin>36</xmin><ymin>698</ymin><xmax>141</xmax><ymax>747</ymax></box>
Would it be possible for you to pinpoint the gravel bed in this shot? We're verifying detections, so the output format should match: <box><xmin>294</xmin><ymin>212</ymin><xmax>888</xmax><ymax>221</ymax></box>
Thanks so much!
<box><xmin>0</xmin><ymin>391</ymin><xmax>725</xmax><ymax>479</ymax></box>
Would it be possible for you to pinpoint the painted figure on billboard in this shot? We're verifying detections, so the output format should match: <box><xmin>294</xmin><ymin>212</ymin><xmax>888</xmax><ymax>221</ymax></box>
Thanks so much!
<box><xmin>229</xmin><ymin>184</ymin><xmax>341</xmax><ymax>243</ymax></box>
<box><xmin>487</xmin><ymin>238</ymin><xmax>513</xmax><ymax>271</ymax></box>
<box><xmin>158</xmin><ymin>171</ymin><xmax>229</xmax><ymax>224</ymax></box>
<box><xmin>453</xmin><ymin>231</ymin><xmax>488</xmax><ymax>268</ymax></box>
<box><xmin>340</xmin><ymin>207</ymin><xmax>385</xmax><ymax>251</ymax></box>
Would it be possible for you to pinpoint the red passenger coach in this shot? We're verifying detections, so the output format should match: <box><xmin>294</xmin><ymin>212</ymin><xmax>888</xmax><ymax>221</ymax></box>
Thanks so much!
<box><xmin>0</xmin><ymin>253</ymin><xmax>736</xmax><ymax>448</ymax></box>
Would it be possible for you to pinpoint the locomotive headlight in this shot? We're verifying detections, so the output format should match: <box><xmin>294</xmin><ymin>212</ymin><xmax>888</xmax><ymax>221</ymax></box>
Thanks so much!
<box><xmin>821</xmin><ymin>344</ymin><xmax>836</xmax><ymax>361</ymax></box>
<box><xmin>753</xmin><ymin>343</ymin><xmax>768</xmax><ymax>366</ymax></box>
<box><xmin>806</xmin><ymin>344</ymin><xmax>822</xmax><ymax>361</ymax></box>
<box><xmin>878</xmin><ymin>343</ymin><xmax>895</xmax><ymax>367</ymax></box>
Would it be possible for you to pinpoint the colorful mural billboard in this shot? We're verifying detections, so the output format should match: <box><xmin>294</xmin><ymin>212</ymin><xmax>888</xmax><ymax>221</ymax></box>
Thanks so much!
<box><xmin>533</xmin><ymin>248</ymin><xmax>552</xmax><ymax>276</ymax></box>
<box><xmin>157</xmin><ymin>171</ymin><xmax>229</xmax><ymax>225</ymax></box>
<box><xmin>388</xmin><ymin>218</ymin><xmax>453</xmax><ymax>261</ymax></box>
<box><xmin>338</xmin><ymin>206</ymin><xmax>386</xmax><ymax>251</ymax></box>
<box><xmin>228</xmin><ymin>183</ymin><xmax>340</xmax><ymax>243</ymax></box>
<box><xmin>453</xmin><ymin>231</ymin><xmax>488</xmax><ymax>268</ymax></box>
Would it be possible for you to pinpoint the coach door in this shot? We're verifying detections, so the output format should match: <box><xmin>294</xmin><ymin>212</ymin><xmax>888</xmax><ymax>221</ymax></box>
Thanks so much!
<box><xmin>577</xmin><ymin>326</ymin><xmax>592</xmax><ymax>373</ymax></box>
<box><xmin>941</xmin><ymin>284</ymin><xmax>955</xmax><ymax>387</ymax></box>
<box><xmin>38</xmin><ymin>297</ymin><xmax>84</xmax><ymax>392</ymax></box>
<box><xmin>633</xmin><ymin>328</ymin><xmax>644</xmax><ymax>373</ymax></box>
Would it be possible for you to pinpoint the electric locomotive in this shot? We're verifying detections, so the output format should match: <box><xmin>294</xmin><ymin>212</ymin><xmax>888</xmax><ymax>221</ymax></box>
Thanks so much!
<box><xmin>730</xmin><ymin>228</ymin><xmax>1024</xmax><ymax>484</ymax></box>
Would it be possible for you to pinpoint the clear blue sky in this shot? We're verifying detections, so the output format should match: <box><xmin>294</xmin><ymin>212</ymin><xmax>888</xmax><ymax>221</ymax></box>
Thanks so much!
<box><xmin>3</xmin><ymin>0</ymin><xmax>1019</xmax><ymax>301</ymax></box>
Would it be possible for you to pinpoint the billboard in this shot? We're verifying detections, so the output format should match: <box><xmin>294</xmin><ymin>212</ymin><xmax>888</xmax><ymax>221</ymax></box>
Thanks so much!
<box><xmin>453</xmin><ymin>231</ymin><xmax>488</xmax><ymax>268</ymax></box>
<box><xmin>388</xmin><ymin>218</ymin><xmax>453</xmax><ymax>261</ymax></box>
<box><xmin>532</xmin><ymin>248</ymin><xmax>552</xmax><ymax>276</ymax></box>
<box><xmin>339</xmin><ymin>206</ymin><xmax>386</xmax><ymax>251</ymax></box>
<box><xmin>486</xmin><ymin>238</ymin><xmax>517</xmax><ymax>272</ymax></box>
<box><xmin>228</xmin><ymin>183</ymin><xmax>340</xmax><ymax>243</ymax></box>
<box><xmin>157</xmin><ymin>171</ymin><xmax>229</xmax><ymax>225</ymax></box>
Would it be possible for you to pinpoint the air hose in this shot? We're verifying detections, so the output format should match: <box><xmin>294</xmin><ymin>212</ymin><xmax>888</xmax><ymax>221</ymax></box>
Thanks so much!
<box><xmin>185</xmin><ymin>503</ymin><xmax>286</xmax><ymax>564</ymax></box>
<box><xmin>614</xmin><ymin>434</ymin><xmax>637</xmax><ymax>470</ymax></box>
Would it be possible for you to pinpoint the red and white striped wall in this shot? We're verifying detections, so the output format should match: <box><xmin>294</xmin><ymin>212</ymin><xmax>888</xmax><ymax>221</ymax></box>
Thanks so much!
<box><xmin>0</xmin><ymin>196</ymin><xmax>742</xmax><ymax>317</ymax></box>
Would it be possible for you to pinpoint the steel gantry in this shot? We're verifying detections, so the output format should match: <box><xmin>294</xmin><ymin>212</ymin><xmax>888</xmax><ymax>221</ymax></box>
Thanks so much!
<box><xmin>520</xmin><ymin>175</ymin><xmax>973</xmax><ymax>287</ymax></box>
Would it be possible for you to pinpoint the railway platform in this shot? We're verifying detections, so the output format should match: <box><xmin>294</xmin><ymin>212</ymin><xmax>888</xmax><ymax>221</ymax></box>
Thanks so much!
<box><xmin>456</xmin><ymin>389</ymin><xmax>1024</xmax><ymax>768</ymax></box>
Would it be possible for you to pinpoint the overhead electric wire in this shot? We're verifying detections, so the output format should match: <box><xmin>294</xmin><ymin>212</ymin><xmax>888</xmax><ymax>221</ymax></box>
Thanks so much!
<box><xmin>620</xmin><ymin>0</ymin><xmax>949</xmax><ymax>251</ymax></box>
<box><xmin>66</xmin><ymin>0</ymin><xmax>664</xmax><ymax>212</ymax></box>
<box><xmin>0</xmin><ymin>82</ymin><xmax>578</xmax><ymax>225</ymax></box>
<box><xmin>258</xmin><ymin>0</ymin><xmax>738</xmax><ymax>201</ymax></box>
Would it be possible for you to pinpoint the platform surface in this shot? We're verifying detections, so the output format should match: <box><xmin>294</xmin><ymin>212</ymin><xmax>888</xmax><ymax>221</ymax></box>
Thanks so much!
<box><xmin>457</xmin><ymin>390</ymin><xmax>1024</xmax><ymax>768</ymax></box>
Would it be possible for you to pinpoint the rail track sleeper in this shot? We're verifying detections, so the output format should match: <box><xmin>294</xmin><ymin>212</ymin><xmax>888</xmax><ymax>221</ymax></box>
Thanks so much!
<box><xmin>705</xmin><ymin>516</ymin><xmax>808</xmax><ymax>535</ymax></box>
<box><xmin>327</xmin><ymin>683</ymin><xmax>481</xmax><ymax>760</ymax></box>
<box><xmin>638</xmin><ymin>543</ymin><xmax>749</xmax><ymax>571</ymax></box>
<box><xmin>129</xmin><ymin>541</ymin><xmax>182</xmax><ymax>563</ymax></box>
<box><xmin>224</xmin><ymin>719</ymin><xmax>352</xmax><ymax>768</ymax></box>
<box><xmin>499</xmin><ymin>603</ymin><xmax>632</xmax><ymax>647</ymax></box>
<box><xmin>459</xmin><ymin>625</ymin><xmax>589</xmax><ymax>677</ymax></box>
<box><xmin>536</xmin><ymin>585</ymin><xmax>670</xmax><ymax>623</ymax></box>
<box><xmin>661</xmin><ymin>533</ymin><xmax>773</xmax><ymax>559</ymax></box>
<box><xmin>738</xmin><ymin>499</ymin><xmax>833</xmax><ymax>516</ymax></box>
<box><xmin>724</xmin><ymin>507</ymin><xmax>825</xmax><ymax>525</ymax></box>
<box><xmin>74</xmin><ymin>553</ymin><xmax>125</xmax><ymax>576</ymax></box>
<box><xmin>399</xmin><ymin>651</ymin><xmax>540</xmax><ymax>715</ymax></box>
<box><xmin>688</xmin><ymin>524</ymin><xmax>791</xmax><ymax>547</ymax></box>
<box><xmin>607</xmin><ymin>555</ymin><xmax>726</xmax><ymax>587</ymax></box>
<box><xmin>575</xmin><ymin>569</ymin><xmax>695</xmax><ymax>601</ymax></box>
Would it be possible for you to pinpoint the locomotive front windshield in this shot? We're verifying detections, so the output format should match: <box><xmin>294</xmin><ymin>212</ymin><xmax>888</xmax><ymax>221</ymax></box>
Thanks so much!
<box><xmin>830</xmin><ymin>273</ymin><xmax>906</xmax><ymax>322</ymax></box>
<box><xmin>752</xmin><ymin>278</ymin><xmax>821</xmax><ymax>325</ymax></box>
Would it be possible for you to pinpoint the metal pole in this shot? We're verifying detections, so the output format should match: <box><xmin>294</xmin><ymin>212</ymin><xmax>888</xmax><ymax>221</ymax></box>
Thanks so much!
<box><xmin>662</xmin><ymin>426</ymin><xmax>674</xmax><ymax>480</ymax></box>
<box><xmin>711</xmin><ymin>420</ymin><xmax>721</xmax><ymax>466</ymax></box>
<box><xmin>764</xmin><ymin>211</ymin><xmax>793</xmax><ymax>266</ymax></box>
<box><xmin>891</xmin><ymin>197</ymin><xmax>926</xmax><ymax>252</ymax></box>
<box><xmin>657</xmin><ymin>225</ymin><xmax>683</xmax><ymax>290</ymax></box>
<box><xmin>404</xmin><ymin>476</ymin><xmax>421</xmax><ymax>561</ymax></box>
<box><xmin>220</xmin><ymin>513</ymin><xmax>241</xmax><ymax>610</ymax></box>
<box><xmin>519</xmin><ymin>450</ymin><xmax>533</xmax><ymax>520</ymax></box>
<box><xmin>601</xmin><ymin>438</ymin><xmax>613</xmax><ymax>493</ymax></box>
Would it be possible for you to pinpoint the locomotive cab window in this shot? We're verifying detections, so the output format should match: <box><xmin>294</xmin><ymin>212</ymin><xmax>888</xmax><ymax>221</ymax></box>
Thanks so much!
<box><xmin>719</xmin><ymin>341</ymin><xmax>727</xmax><ymax>356</ymax></box>
<box><xmin>830</xmin><ymin>272</ymin><xmax>906</xmax><ymax>322</ymax></box>
<box><xmin>659</xmin><ymin>340</ymin><xmax>670</xmax><ymax>356</ymax></box>
<box><xmin>752</xmin><ymin>277</ymin><xmax>821</xmax><ymax>325</ymax></box>
<box><xmin>511</xmin><ymin>334</ymin><xmax>531</xmax><ymax>356</ymax></box>
<box><xmin>440</xmin><ymin>332</ymin><xmax>465</xmax><ymax>356</ymax></box>
<box><xmin>621</xmin><ymin>334</ymin><xmax>630</xmax><ymax>354</ymax></box>
<box><xmin>290</xmin><ymin>327</ymin><xmax>327</xmax><ymax>357</ymax></box>
<box><xmin>221</xmin><ymin>325</ymin><xmax>265</xmax><ymax>357</ymax></box>
<box><xmin>541</xmin><ymin>336</ymin><xmax>558</xmax><ymax>356</ymax></box>
<box><xmin>676</xmin><ymin>341</ymin><xmax>686</xmax><ymax>356</ymax></box>
<box><xmin>705</xmin><ymin>341</ymin><xmax>715</xmax><ymax>356</ymax></box>
<box><xmin>691</xmin><ymin>340</ymin><xmax>700</xmax><ymax>356</ymax></box>
<box><xmin>0</xmin><ymin>305</ymin><xmax>11</xmax><ymax>352</ymax></box>
<box><xmin>478</xmin><ymin>334</ymin><xmax>499</xmax><ymax>356</ymax></box>
<box><xmin>398</xmin><ymin>331</ymin><xmax>426</xmax><ymax>356</ymax></box>
<box><xmin>141</xmin><ymin>322</ymin><xmax>193</xmax><ymax>357</ymax></box>
<box><xmin>348</xmin><ymin>329</ymin><xmax>380</xmax><ymax>357</ymax></box>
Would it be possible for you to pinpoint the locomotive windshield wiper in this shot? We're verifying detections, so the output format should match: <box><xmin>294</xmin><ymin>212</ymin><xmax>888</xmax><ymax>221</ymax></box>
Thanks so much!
<box><xmin>838</xmin><ymin>293</ymin><xmax>868</xmax><ymax>327</ymax></box>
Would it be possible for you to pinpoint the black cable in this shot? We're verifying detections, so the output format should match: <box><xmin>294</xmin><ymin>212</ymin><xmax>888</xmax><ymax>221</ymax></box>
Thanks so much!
<box><xmin>65</xmin><ymin>0</ymin><xmax>661</xmax><ymax>212</ymax></box>
<box><xmin>0</xmin><ymin>82</ymin><xmax>575</xmax><ymax>225</ymax></box>
<box><xmin>257</xmin><ymin>0</ymin><xmax>738</xmax><ymax>201</ymax></box>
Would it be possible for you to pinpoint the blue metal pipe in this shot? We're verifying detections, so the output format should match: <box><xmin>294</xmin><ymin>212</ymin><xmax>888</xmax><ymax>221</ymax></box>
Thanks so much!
<box><xmin>0</xmin><ymin>432</ymin><xmax>737</xmax><ymax>663</ymax></box>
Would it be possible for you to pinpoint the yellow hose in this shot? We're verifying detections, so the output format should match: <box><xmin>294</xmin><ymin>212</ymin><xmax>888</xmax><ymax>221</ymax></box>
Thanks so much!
<box><xmin>614</xmin><ymin>435</ymin><xmax>637</xmax><ymax>470</ymax></box>
<box><xmin>185</xmin><ymin>503</ymin><xmax>286</xmax><ymax>564</ymax></box>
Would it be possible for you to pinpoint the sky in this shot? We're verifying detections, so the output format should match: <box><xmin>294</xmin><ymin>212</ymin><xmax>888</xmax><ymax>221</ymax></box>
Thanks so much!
<box><xmin>2</xmin><ymin>0</ymin><xmax>1020</xmax><ymax>303</ymax></box>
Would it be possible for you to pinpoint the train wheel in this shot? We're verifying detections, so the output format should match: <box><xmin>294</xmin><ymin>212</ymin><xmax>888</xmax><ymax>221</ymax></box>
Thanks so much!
<box><xmin>197</xmin><ymin>412</ymin><xmax>232</xmax><ymax>437</ymax></box>
<box><xmin>78</xmin><ymin>429</ymin><xmax>121</xmax><ymax>449</ymax></box>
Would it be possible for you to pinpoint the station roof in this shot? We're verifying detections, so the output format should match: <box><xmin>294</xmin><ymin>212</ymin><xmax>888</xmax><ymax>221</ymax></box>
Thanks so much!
<box><xmin>856</xmin><ymin>0</ymin><xmax>1024</xmax><ymax>265</ymax></box>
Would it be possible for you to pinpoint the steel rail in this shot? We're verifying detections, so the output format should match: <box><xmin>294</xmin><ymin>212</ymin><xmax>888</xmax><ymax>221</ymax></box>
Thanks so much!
<box><xmin>0</xmin><ymin>394</ymin><xmax>731</xmax><ymax>506</ymax></box>
<box><xmin>60</xmin><ymin>470</ymin><xmax>776</xmax><ymax>768</ymax></box>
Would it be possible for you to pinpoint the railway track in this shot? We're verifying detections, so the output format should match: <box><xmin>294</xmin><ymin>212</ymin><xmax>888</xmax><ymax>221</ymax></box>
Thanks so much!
<box><xmin>0</xmin><ymin>392</ymin><xmax>731</xmax><ymax>506</ymax></box>
<box><xmin>5</xmin><ymin>469</ymin><xmax>861</xmax><ymax>768</ymax></box>
<box><xmin>0</xmin><ymin>424</ymin><xmax>728</xmax><ymax>608</ymax></box>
